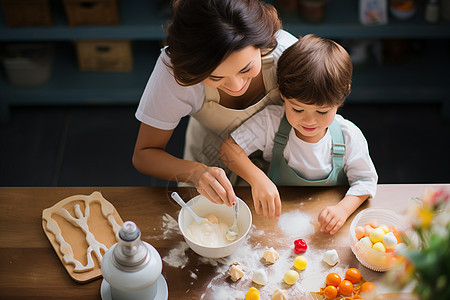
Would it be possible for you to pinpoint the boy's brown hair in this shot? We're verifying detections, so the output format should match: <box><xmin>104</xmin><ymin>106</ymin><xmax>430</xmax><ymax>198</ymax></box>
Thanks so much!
<box><xmin>277</xmin><ymin>34</ymin><xmax>352</xmax><ymax>107</ymax></box>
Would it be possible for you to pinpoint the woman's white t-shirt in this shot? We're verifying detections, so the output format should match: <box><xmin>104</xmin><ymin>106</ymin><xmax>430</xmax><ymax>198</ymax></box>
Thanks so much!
<box><xmin>230</xmin><ymin>105</ymin><xmax>378</xmax><ymax>198</ymax></box>
<box><xmin>135</xmin><ymin>30</ymin><xmax>298</xmax><ymax>130</ymax></box>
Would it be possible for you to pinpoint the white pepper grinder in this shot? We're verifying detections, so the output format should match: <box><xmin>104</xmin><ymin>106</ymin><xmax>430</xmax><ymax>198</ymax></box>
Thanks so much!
<box><xmin>101</xmin><ymin>221</ymin><xmax>168</xmax><ymax>300</ymax></box>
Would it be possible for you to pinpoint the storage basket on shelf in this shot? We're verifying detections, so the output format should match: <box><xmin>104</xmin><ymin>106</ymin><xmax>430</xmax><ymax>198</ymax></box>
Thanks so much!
<box><xmin>1</xmin><ymin>43</ymin><xmax>53</xmax><ymax>87</ymax></box>
<box><xmin>0</xmin><ymin>0</ymin><xmax>52</xmax><ymax>27</ymax></box>
<box><xmin>75</xmin><ymin>40</ymin><xmax>132</xmax><ymax>72</ymax></box>
<box><xmin>62</xmin><ymin>0</ymin><xmax>119</xmax><ymax>26</ymax></box>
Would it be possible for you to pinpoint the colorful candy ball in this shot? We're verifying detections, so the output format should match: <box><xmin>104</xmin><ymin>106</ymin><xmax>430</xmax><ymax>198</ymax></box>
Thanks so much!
<box><xmin>283</xmin><ymin>270</ymin><xmax>299</xmax><ymax>285</ymax></box>
<box><xmin>294</xmin><ymin>256</ymin><xmax>307</xmax><ymax>270</ymax></box>
<box><xmin>382</xmin><ymin>232</ymin><xmax>398</xmax><ymax>250</ymax></box>
<box><xmin>245</xmin><ymin>287</ymin><xmax>260</xmax><ymax>300</ymax></box>
<box><xmin>294</xmin><ymin>238</ymin><xmax>307</xmax><ymax>254</ymax></box>
<box><xmin>369</xmin><ymin>228</ymin><xmax>385</xmax><ymax>244</ymax></box>
<box><xmin>372</xmin><ymin>242</ymin><xmax>386</xmax><ymax>253</ymax></box>
<box><xmin>355</xmin><ymin>226</ymin><xmax>365</xmax><ymax>240</ymax></box>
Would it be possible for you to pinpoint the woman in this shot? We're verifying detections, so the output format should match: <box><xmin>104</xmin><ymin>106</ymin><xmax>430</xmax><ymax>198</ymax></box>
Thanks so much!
<box><xmin>133</xmin><ymin>0</ymin><xmax>297</xmax><ymax>207</ymax></box>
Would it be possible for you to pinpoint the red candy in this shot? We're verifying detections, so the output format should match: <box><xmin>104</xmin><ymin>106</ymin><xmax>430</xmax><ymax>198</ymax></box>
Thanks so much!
<box><xmin>294</xmin><ymin>238</ymin><xmax>307</xmax><ymax>254</ymax></box>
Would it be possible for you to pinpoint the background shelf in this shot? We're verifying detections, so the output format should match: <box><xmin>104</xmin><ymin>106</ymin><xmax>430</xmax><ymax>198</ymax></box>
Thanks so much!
<box><xmin>0</xmin><ymin>0</ymin><xmax>449</xmax><ymax>118</ymax></box>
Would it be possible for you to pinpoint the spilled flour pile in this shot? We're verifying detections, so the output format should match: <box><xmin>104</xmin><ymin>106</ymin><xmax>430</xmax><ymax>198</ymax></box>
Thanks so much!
<box><xmin>159</xmin><ymin>211</ymin><xmax>349</xmax><ymax>299</ymax></box>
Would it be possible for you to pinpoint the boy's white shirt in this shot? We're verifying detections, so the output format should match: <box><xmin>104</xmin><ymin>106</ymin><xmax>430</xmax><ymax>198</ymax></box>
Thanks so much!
<box><xmin>230</xmin><ymin>105</ymin><xmax>378</xmax><ymax>198</ymax></box>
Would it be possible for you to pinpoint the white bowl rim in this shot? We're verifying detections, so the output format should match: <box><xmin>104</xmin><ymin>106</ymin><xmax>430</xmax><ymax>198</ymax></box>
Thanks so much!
<box><xmin>177</xmin><ymin>195</ymin><xmax>252</xmax><ymax>249</ymax></box>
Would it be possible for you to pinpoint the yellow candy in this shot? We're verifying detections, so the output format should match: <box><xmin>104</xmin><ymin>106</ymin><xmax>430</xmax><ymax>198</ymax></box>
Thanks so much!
<box><xmin>379</xmin><ymin>225</ymin><xmax>390</xmax><ymax>234</ymax></box>
<box><xmin>372</xmin><ymin>242</ymin><xmax>386</xmax><ymax>253</ymax></box>
<box><xmin>369</xmin><ymin>228</ymin><xmax>385</xmax><ymax>243</ymax></box>
<box><xmin>245</xmin><ymin>287</ymin><xmax>260</xmax><ymax>300</ymax></box>
<box><xmin>283</xmin><ymin>270</ymin><xmax>299</xmax><ymax>285</ymax></box>
<box><xmin>294</xmin><ymin>256</ymin><xmax>307</xmax><ymax>270</ymax></box>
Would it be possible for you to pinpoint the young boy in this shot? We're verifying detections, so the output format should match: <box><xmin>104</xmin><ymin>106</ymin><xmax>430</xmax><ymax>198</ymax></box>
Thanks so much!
<box><xmin>219</xmin><ymin>34</ymin><xmax>378</xmax><ymax>234</ymax></box>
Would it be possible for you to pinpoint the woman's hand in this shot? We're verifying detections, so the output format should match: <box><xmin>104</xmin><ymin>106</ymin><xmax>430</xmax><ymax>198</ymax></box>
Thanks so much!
<box><xmin>193</xmin><ymin>165</ymin><xmax>236</xmax><ymax>207</ymax></box>
<box><xmin>250</xmin><ymin>175</ymin><xmax>282</xmax><ymax>219</ymax></box>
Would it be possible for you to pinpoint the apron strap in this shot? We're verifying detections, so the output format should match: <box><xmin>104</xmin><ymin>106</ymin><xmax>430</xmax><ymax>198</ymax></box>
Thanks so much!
<box><xmin>268</xmin><ymin>114</ymin><xmax>290</xmax><ymax>181</ymax></box>
<box><xmin>261</xmin><ymin>53</ymin><xmax>276</xmax><ymax>91</ymax></box>
<box><xmin>328</xmin><ymin>119</ymin><xmax>346</xmax><ymax>172</ymax></box>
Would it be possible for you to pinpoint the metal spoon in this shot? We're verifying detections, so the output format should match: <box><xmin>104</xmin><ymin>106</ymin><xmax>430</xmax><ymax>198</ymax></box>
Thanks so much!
<box><xmin>171</xmin><ymin>192</ymin><xmax>208</xmax><ymax>224</ymax></box>
<box><xmin>226</xmin><ymin>200</ymin><xmax>239</xmax><ymax>241</ymax></box>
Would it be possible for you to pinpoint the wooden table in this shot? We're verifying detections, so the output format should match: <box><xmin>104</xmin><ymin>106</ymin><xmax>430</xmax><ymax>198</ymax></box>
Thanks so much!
<box><xmin>1</xmin><ymin>184</ymin><xmax>448</xmax><ymax>299</ymax></box>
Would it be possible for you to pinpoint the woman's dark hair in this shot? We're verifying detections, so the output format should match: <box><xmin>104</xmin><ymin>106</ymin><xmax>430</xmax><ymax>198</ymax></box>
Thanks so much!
<box><xmin>277</xmin><ymin>34</ymin><xmax>353</xmax><ymax>107</ymax></box>
<box><xmin>164</xmin><ymin>0</ymin><xmax>282</xmax><ymax>86</ymax></box>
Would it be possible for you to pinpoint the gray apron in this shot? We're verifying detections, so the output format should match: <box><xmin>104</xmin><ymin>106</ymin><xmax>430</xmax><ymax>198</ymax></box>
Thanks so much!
<box><xmin>267</xmin><ymin>114</ymin><xmax>348</xmax><ymax>186</ymax></box>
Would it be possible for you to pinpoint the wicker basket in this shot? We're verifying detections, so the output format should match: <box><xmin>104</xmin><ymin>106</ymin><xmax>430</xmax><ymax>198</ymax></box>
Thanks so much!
<box><xmin>62</xmin><ymin>0</ymin><xmax>119</xmax><ymax>26</ymax></box>
<box><xmin>1</xmin><ymin>0</ymin><xmax>52</xmax><ymax>27</ymax></box>
<box><xmin>75</xmin><ymin>40</ymin><xmax>132</xmax><ymax>72</ymax></box>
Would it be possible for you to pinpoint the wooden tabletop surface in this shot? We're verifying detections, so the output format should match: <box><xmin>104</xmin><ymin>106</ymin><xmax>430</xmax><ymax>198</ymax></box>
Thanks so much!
<box><xmin>1</xmin><ymin>184</ymin><xmax>448</xmax><ymax>300</ymax></box>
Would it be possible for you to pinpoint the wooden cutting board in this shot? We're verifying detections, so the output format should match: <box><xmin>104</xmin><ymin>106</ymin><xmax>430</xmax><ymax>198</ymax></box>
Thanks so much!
<box><xmin>42</xmin><ymin>191</ymin><xmax>123</xmax><ymax>283</ymax></box>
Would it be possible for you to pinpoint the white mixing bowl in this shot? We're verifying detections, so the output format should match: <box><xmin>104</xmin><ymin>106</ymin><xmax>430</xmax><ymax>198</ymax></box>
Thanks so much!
<box><xmin>178</xmin><ymin>194</ymin><xmax>252</xmax><ymax>258</ymax></box>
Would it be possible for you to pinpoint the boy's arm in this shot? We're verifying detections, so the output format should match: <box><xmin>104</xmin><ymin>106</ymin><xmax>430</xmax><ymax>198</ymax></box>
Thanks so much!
<box><xmin>318</xmin><ymin>194</ymin><xmax>369</xmax><ymax>235</ymax></box>
<box><xmin>219</xmin><ymin>137</ymin><xmax>282</xmax><ymax>218</ymax></box>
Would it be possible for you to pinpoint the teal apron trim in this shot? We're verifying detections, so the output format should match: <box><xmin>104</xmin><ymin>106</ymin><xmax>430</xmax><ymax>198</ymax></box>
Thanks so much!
<box><xmin>267</xmin><ymin>114</ymin><xmax>348</xmax><ymax>186</ymax></box>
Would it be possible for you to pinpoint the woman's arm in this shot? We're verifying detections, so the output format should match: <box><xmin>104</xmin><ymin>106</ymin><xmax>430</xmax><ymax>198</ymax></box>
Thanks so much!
<box><xmin>133</xmin><ymin>123</ymin><xmax>236</xmax><ymax>206</ymax></box>
<box><xmin>219</xmin><ymin>137</ymin><xmax>281</xmax><ymax>218</ymax></box>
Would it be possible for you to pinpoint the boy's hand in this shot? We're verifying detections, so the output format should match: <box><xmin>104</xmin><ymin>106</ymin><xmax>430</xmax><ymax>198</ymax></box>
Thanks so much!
<box><xmin>250</xmin><ymin>176</ymin><xmax>282</xmax><ymax>219</ymax></box>
<box><xmin>318</xmin><ymin>194</ymin><xmax>369</xmax><ymax>235</ymax></box>
<box><xmin>318</xmin><ymin>204</ymin><xmax>348</xmax><ymax>235</ymax></box>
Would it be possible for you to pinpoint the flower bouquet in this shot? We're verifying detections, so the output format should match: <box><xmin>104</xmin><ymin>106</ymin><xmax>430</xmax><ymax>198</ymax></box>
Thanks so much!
<box><xmin>386</xmin><ymin>188</ymin><xmax>450</xmax><ymax>300</ymax></box>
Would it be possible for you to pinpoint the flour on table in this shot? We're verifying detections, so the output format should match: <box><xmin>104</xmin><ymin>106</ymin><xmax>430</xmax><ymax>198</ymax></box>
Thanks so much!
<box><xmin>162</xmin><ymin>241</ymin><xmax>189</xmax><ymax>269</ymax></box>
<box><xmin>162</xmin><ymin>213</ymin><xmax>179</xmax><ymax>239</ymax></box>
<box><xmin>277</xmin><ymin>210</ymin><xmax>315</xmax><ymax>238</ymax></box>
<box><xmin>159</xmin><ymin>210</ymin><xmax>348</xmax><ymax>299</ymax></box>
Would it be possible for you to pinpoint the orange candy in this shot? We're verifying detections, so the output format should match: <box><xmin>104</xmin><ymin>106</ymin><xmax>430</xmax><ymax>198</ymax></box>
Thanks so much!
<box><xmin>324</xmin><ymin>285</ymin><xmax>338</xmax><ymax>299</ymax></box>
<box><xmin>355</xmin><ymin>226</ymin><xmax>365</xmax><ymax>240</ymax></box>
<box><xmin>325</xmin><ymin>272</ymin><xmax>341</xmax><ymax>287</ymax></box>
<box><xmin>338</xmin><ymin>279</ymin><xmax>354</xmax><ymax>296</ymax></box>
<box><xmin>364</xmin><ymin>224</ymin><xmax>374</xmax><ymax>237</ymax></box>
<box><xmin>367</xmin><ymin>220</ymin><xmax>379</xmax><ymax>228</ymax></box>
<box><xmin>389</xmin><ymin>225</ymin><xmax>402</xmax><ymax>243</ymax></box>
<box><xmin>345</xmin><ymin>268</ymin><xmax>361</xmax><ymax>284</ymax></box>
<box><xmin>360</xmin><ymin>281</ymin><xmax>377</xmax><ymax>298</ymax></box>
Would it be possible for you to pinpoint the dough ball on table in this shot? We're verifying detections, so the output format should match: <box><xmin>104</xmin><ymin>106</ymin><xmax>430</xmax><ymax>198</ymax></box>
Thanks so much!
<box><xmin>272</xmin><ymin>289</ymin><xmax>288</xmax><ymax>300</ymax></box>
<box><xmin>283</xmin><ymin>270</ymin><xmax>299</xmax><ymax>285</ymax></box>
<box><xmin>322</xmin><ymin>249</ymin><xmax>339</xmax><ymax>266</ymax></box>
<box><xmin>263</xmin><ymin>247</ymin><xmax>279</xmax><ymax>264</ymax></box>
<box><xmin>252</xmin><ymin>268</ymin><xmax>268</xmax><ymax>285</ymax></box>
<box><xmin>229</xmin><ymin>265</ymin><xmax>244</xmax><ymax>281</ymax></box>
